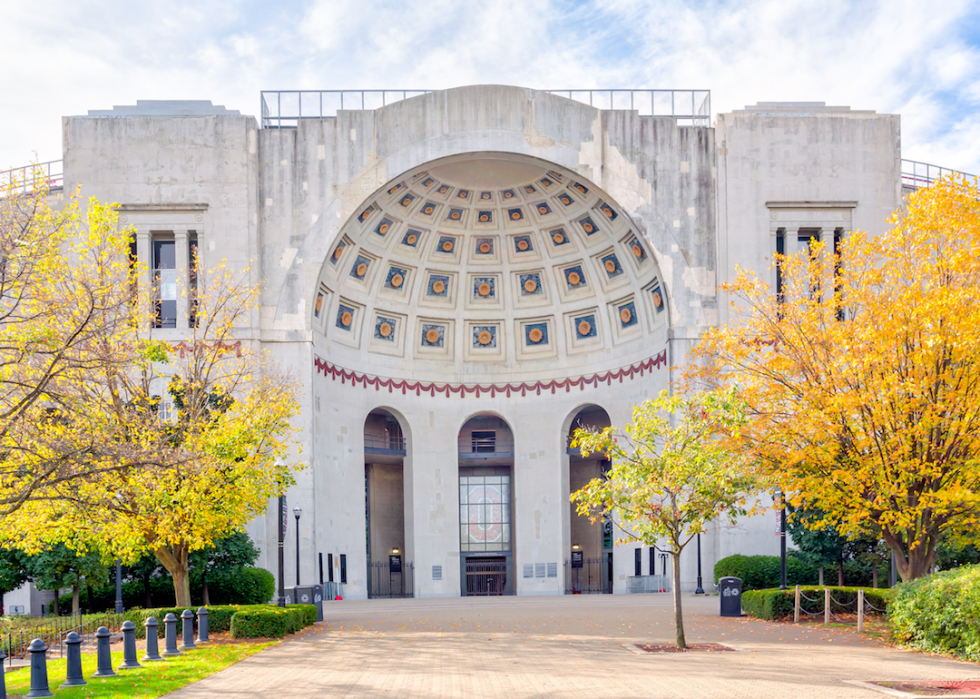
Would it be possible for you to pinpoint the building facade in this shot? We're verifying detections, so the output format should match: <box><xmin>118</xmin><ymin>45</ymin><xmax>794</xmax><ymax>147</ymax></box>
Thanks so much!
<box><xmin>28</xmin><ymin>86</ymin><xmax>916</xmax><ymax>600</ymax></box>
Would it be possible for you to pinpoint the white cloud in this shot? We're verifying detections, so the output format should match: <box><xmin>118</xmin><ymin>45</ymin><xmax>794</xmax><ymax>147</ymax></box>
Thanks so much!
<box><xmin>1</xmin><ymin>0</ymin><xmax>979</xmax><ymax>175</ymax></box>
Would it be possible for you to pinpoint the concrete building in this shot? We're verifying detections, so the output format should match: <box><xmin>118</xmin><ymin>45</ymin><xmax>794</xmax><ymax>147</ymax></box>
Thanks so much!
<box><xmin>7</xmin><ymin>86</ymin><xmax>949</xmax><ymax>601</ymax></box>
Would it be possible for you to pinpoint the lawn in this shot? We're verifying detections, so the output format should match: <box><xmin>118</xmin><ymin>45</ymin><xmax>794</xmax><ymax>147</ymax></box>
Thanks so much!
<box><xmin>3</xmin><ymin>641</ymin><xmax>275</xmax><ymax>698</ymax></box>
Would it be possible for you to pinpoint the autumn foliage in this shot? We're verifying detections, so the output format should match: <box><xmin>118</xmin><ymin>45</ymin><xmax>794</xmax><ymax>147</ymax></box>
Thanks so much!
<box><xmin>692</xmin><ymin>176</ymin><xmax>980</xmax><ymax>581</ymax></box>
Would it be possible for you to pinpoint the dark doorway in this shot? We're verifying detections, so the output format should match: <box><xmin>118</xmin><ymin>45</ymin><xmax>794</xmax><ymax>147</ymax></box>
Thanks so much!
<box><xmin>465</xmin><ymin>557</ymin><xmax>507</xmax><ymax>596</ymax></box>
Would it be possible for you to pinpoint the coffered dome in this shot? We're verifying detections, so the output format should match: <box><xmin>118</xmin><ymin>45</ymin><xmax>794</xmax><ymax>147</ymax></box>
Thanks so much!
<box><xmin>312</xmin><ymin>153</ymin><xmax>668</xmax><ymax>382</ymax></box>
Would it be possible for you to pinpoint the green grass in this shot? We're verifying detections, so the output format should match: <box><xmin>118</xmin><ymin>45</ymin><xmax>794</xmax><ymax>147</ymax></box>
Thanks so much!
<box><xmin>3</xmin><ymin>641</ymin><xmax>275</xmax><ymax>698</ymax></box>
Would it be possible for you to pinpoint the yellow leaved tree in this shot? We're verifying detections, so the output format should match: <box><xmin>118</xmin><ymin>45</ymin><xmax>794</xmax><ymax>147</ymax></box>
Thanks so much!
<box><xmin>692</xmin><ymin>176</ymin><xmax>980</xmax><ymax>581</ymax></box>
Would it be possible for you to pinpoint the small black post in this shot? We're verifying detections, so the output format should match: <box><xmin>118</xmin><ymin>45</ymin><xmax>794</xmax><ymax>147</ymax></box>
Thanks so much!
<box><xmin>27</xmin><ymin>638</ymin><xmax>53</xmax><ymax>698</ymax></box>
<box><xmin>179</xmin><ymin>609</ymin><xmax>197</xmax><ymax>651</ymax></box>
<box><xmin>119</xmin><ymin>620</ymin><xmax>141</xmax><ymax>669</ymax></box>
<box><xmin>777</xmin><ymin>490</ymin><xmax>788</xmax><ymax>590</ymax></box>
<box><xmin>92</xmin><ymin>626</ymin><xmax>116</xmax><ymax>678</ymax></box>
<box><xmin>196</xmin><ymin>607</ymin><xmax>209</xmax><ymax>644</ymax></box>
<box><xmin>0</xmin><ymin>646</ymin><xmax>6</xmax><ymax>699</ymax></box>
<box><xmin>114</xmin><ymin>559</ymin><xmax>124</xmax><ymax>614</ymax></box>
<box><xmin>143</xmin><ymin>617</ymin><xmax>163</xmax><ymax>661</ymax></box>
<box><xmin>695</xmin><ymin>533</ymin><xmax>705</xmax><ymax>595</ymax></box>
<box><xmin>62</xmin><ymin>631</ymin><xmax>87</xmax><ymax>687</ymax></box>
<box><xmin>278</xmin><ymin>495</ymin><xmax>287</xmax><ymax>607</ymax></box>
<box><xmin>162</xmin><ymin>613</ymin><xmax>181</xmax><ymax>657</ymax></box>
<box><xmin>294</xmin><ymin>506</ymin><xmax>302</xmax><ymax>586</ymax></box>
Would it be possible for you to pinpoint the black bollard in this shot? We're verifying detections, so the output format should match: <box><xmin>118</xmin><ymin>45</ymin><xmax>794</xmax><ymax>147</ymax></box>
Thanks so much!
<box><xmin>143</xmin><ymin>616</ymin><xmax>163</xmax><ymax>662</ymax></box>
<box><xmin>162</xmin><ymin>613</ymin><xmax>181</xmax><ymax>657</ymax></box>
<box><xmin>0</xmin><ymin>646</ymin><xmax>6</xmax><ymax>699</ymax></box>
<box><xmin>196</xmin><ymin>607</ymin><xmax>209</xmax><ymax>644</ymax></box>
<box><xmin>61</xmin><ymin>631</ymin><xmax>87</xmax><ymax>687</ymax></box>
<box><xmin>179</xmin><ymin>609</ymin><xmax>197</xmax><ymax>651</ymax></box>
<box><xmin>119</xmin><ymin>620</ymin><xmax>141</xmax><ymax>669</ymax></box>
<box><xmin>92</xmin><ymin>626</ymin><xmax>117</xmax><ymax>677</ymax></box>
<box><xmin>26</xmin><ymin>638</ymin><xmax>53</xmax><ymax>698</ymax></box>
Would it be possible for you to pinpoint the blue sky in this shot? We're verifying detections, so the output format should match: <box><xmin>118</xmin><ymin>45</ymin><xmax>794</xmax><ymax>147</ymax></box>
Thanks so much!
<box><xmin>3</xmin><ymin>0</ymin><xmax>980</xmax><ymax>174</ymax></box>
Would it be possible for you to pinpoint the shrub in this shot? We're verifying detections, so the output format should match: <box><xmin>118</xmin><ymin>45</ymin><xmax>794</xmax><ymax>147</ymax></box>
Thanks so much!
<box><xmin>889</xmin><ymin>564</ymin><xmax>980</xmax><ymax>661</ymax></box>
<box><xmin>714</xmin><ymin>554</ymin><xmax>818</xmax><ymax>590</ymax></box>
<box><xmin>741</xmin><ymin>586</ymin><xmax>892</xmax><ymax>621</ymax></box>
<box><xmin>229</xmin><ymin>605</ymin><xmax>315</xmax><ymax>639</ymax></box>
<box><xmin>125</xmin><ymin>604</ymin><xmax>272</xmax><ymax>639</ymax></box>
<box><xmin>206</xmin><ymin>567</ymin><xmax>276</xmax><ymax>605</ymax></box>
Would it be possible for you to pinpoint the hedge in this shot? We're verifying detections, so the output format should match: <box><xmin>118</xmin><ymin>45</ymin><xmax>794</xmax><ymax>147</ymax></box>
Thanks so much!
<box><xmin>229</xmin><ymin>605</ymin><xmax>317</xmax><ymax>639</ymax></box>
<box><xmin>714</xmin><ymin>554</ymin><xmax>818</xmax><ymax>591</ymax></box>
<box><xmin>741</xmin><ymin>586</ymin><xmax>892</xmax><ymax>621</ymax></box>
<box><xmin>123</xmin><ymin>603</ymin><xmax>316</xmax><ymax>639</ymax></box>
<box><xmin>889</xmin><ymin>564</ymin><xmax>980</xmax><ymax>662</ymax></box>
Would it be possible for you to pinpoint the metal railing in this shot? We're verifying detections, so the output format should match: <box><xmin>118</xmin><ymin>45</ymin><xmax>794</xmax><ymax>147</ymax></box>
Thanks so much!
<box><xmin>3</xmin><ymin>611</ymin><xmax>124</xmax><ymax>664</ymax></box>
<box><xmin>367</xmin><ymin>560</ymin><xmax>414</xmax><ymax>599</ymax></box>
<box><xmin>260</xmin><ymin>89</ymin><xmax>711</xmax><ymax>128</ymax></box>
<box><xmin>565</xmin><ymin>557</ymin><xmax>613</xmax><ymax>594</ymax></box>
<box><xmin>0</xmin><ymin>159</ymin><xmax>63</xmax><ymax>196</ymax></box>
<box><xmin>458</xmin><ymin>438</ymin><xmax>515</xmax><ymax>457</ymax></box>
<box><xmin>901</xmin><ymin>158</ymin><xmax>978</xmax><ymax>189</ymax></box>
<box><xmin>363</xmin><ymin>433</ymin><xmax>407</xmax><ymax>454</ymax></box>
<box><xmin>628</xmin><ymin>574</ymin><xmax>672</xmax><ymax>593</ymax></box>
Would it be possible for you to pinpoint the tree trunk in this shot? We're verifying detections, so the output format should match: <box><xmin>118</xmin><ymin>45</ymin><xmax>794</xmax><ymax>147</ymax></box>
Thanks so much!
<box><xmin>670</xmin><ymin>551</ymin><xmax>686</xmax><ymax>649</ymax></box>
<box><xmin>144</xmin><ymin>572</ymin><xmax>152</xmax><ymax>608</ymax></box>
<box><xmin>52</xmin><ymin>592</ymin><xmax>59</xmax><ymax>616</ymax></box>
<box><xmin>71</xmin><ymin>584</ymin><xmax>80</xmax><ymax>616</ymax></box>
<box><xmin>202</xmin><ymin>576</ymin><xmax>210</xmax><ymax>607</ymax></box>
<box><xmin>154</xmin><ymin>544</ymin><xmax>192</xmax><ymax>608</ymax></box>
<box><xmin>882</xmin><ymin>528</ymin><xmax>939</xmax><ymax>581</ymax></box>
<box><xmin>838</xmin><ymin>557</ymin><xmax>844</xmax><ymax>586</ymax></box>
<box><xmin>818</xmin><ymin>565</ymin><xmax>824</xmax><ymax>586</ymax></box>
<box><xmin>872</xmin><ymin>563</ymin><xmax>878</xmax><ymax>589</ymax></box>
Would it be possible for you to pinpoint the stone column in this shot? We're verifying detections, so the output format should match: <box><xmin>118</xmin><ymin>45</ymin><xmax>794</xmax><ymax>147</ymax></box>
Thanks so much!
<box><xmin>174</xmin><ymin>228</ymin><xmax>189</xmax><ymax>329</ymax></box>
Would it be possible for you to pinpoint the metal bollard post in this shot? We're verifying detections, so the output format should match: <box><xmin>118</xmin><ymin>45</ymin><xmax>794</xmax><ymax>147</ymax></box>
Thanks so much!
<box><xmin>93</xmin><ymin>626</ymin><xmax>116</xmax><ymax>677</ymax></box>
<box><xmin>61</xmin><ymin>632</ymin><xmax>87</xmax><ymax>687</ymax></box>
<box><xmin>162</xmin><ymin>613</ymin><xmax>182</xmax><ymax>657</ymax></box>
<box><xmin>794</xmin><ymin>585</ymin><xmax>801</xmax><ymax>624</ymax></box>
<box><xmin>27</xmin><ymin>638</ymin><xmax>53</xmax><ymax>698</ymax></box>
<box><xmin>824</xmin><ymin>588</ymin><xmax>831</xmax><ymax>626</ymax></box>
<box><xmin>857</xmin><ymin>589</ymin><xmax>865</xmax><ymax>633</ymax></box>
<box><xmin>180</xmin><ymin>609</ymin><xmax>197</xmax><ymax>651</ymax></box>
<box><xmin>0</xmin><ymin>646</ymin><xmax>6</xmax><ymax>699</ymax></box>
<box><xmin>119</xmin><ymin>620</ymin><xmax>141</xmax><ymax>669</ymax></box>
<box><xmin>196</xmin><ymin>607</ymin><xmax>209</xmax><ymax>644</ymax></box>
<box><xmin>143</xmin><ymin>617</ymin><xmax>163</xmax><ymax>662</ymax></box>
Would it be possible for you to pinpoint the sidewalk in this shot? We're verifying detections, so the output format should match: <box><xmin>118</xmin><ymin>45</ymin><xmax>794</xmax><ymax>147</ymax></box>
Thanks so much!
<box><xmin>165</xmin><ymin>594</ymin><xmax>979</xmax><ymax>698</ymax></box>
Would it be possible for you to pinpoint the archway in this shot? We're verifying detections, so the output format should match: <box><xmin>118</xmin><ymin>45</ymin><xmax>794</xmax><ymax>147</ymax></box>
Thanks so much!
<box><xmin>364</xmin><ymin>408</ymin><xmax>412</xmax><ymax>597</ymax></box>
<box><xmin>458</xmin><ymin>413</ymin><xmax>514</xmax><ymax>596</ymax></box>
<box><xmin>565</xmin><ymin>405</ymin><xmax>613</xmax><ymax>593</ymax></box>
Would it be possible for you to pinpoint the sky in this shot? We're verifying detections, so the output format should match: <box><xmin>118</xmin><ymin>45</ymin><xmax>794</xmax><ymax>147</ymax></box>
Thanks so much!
<box><xmin>2</xmin><ymin>0</ymin><xmax>980</xmax><ymax>175</ymax></box>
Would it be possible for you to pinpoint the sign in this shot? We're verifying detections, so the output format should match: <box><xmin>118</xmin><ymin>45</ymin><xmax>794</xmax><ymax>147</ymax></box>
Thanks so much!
<box><xmin>279</xmin><ymin>495</ymin><xmax>288</xmax><ymax>541</ymax></box>
<box><xmin>571</xmin><ymin>551</ymin><xmax>584</xmax><ymax>569</ymax></box>
<box><xmin>775</xmin><ymin>506</ymin><xmax>785</xmax><ymax>536</ymax></box>
<box><xmin>389</xmin><ymin>555</ymin><xmax>402</xmax><ymax>573</ymax></box>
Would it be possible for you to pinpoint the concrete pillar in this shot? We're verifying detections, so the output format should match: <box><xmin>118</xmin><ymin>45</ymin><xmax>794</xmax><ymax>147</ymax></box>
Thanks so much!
<box><xmin>174</xmin><ymin>228</ymin><xmax>189</xmax><ymax>329</ymax></box>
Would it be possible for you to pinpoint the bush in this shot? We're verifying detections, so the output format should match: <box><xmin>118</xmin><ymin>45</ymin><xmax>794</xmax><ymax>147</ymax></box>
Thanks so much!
<box><xmin>714</xmin><ymin>554</ymin><xmax>818</xmax><ymax>591</ymax></box>
<box><xmin>125</xmin><ymin>604</ymin><xmax>275</xmax><ymax>639</ymax></box>
<box><xmin>890</xmin><ymin>564</ymin><xmax>980</xmax><ymax>661</ymax></box>
<box><xmin>741</xmin><ymin>586</ymin><xmax>892</xmax><ymax>621</ymax></box>
<box><xmin>229</xmin><ymin>605</ymin><xmax>316</xmax><ymax>639</ymax></box>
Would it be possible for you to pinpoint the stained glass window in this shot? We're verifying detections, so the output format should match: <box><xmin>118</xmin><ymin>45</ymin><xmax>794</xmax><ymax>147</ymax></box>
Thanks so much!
<box><xmin>459</xmin><ymin>475</ymin><xmax>511</xmax><ymax>552</ymax></box>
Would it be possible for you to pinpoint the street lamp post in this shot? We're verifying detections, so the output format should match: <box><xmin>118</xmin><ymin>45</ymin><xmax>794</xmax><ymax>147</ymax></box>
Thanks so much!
<box><xmin>695</xmin><ymin>534</ymin><xmax>705</xmax><ymax>595</ymax></box>
<box><xmin>277</xmin><ymin>495</ymin><xmax>286</xmax><ymax>607</ymax></box>
<box><xmin>777</xmin><ymin>489</ymin><xmax>787</xmax><ymax>590</ymax></box>
<box><xmin>114</xmin><ymin>559</ymin><xmax>124</xmax><ymax>613</ymax></box>
<box><xmin>294</xmin><ymin>506</ymin><xmax>302</xmax><ymax>586</ymax></box>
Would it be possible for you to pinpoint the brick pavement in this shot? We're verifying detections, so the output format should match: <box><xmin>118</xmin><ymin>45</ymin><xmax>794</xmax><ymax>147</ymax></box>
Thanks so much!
<box><xmin>165</xmin><ymin>594</ymin><xmax>979</xmax><ymax>698</ymax></box>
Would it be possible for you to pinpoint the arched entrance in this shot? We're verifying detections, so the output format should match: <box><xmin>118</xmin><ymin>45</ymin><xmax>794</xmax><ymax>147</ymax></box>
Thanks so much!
<box><xmin>364</xmin><ymin>408</ymin><xmax>413</xmax><ymax>597</ymax></box>
<box><xmin>566</xmin><ymin>405</ymin><xmax>613</xmax><ymax>593</ymax></box>
<box><xmin>458</xmin><ymin>413</ymin><xmax>514</xmax><ymax>596</ymax></box>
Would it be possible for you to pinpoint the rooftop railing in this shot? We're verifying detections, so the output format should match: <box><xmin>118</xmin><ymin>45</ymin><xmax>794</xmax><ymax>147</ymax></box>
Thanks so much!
<box><xmin>260</xmin><ymin>89</ymin><xmax>711</xmax><ymax>128</ymax></box>
<box><xmin>901</xmin><ymin>158</ymin><xmax>978</xmax><ymax>189</ymax></box>
<box><xmin>0</xmin><ymin>160</ymin><xmax>63</xmax><ymax>196</ymax></box>
<box><xmin>363</xmin><ymin>433</ymin><xmax>407</xmax><ymax>455</ymax></box>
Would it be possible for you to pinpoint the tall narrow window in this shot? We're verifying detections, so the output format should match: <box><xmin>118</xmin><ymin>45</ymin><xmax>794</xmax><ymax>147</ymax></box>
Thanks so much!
<box><xmin>634</xmin><ymin>548</ymin><xmax>642</xmax><ymax>576</ymax></box>
<box><xmin>649</xmin><ymin>547</ymin><xmax>656</xmax><ymax>576</ymax></box>
<box><xmin>833</xmin><ymin>229</ymin><xmax>844</xmax><ymax>321</ymax></box>
<box><xmin>188</xmin><ymin>233</ymin><xmax>199</xmax><ymax>328</ymax></box>
<box><xmin>328</xmin><ymin>553</ymin><xmax>334</xmax><ymax>583</ymax></box>
<box><xmin>153</xmin><ymin>237</ymin><xmax>177</xmax><ymax>328</ymax></box>
<box><xmin>775</xmin><ymin>229</ymin><xmax>785</xmax><ymax>304</ymax></box>
<box><xmin>340</xmin><ymin>554</ymin><xmax>347</xmax><ymax>584</ymax></box>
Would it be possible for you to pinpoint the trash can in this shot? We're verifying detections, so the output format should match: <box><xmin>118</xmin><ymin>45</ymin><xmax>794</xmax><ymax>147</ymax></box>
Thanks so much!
<box><xmin>312</xmin><ymin>584</ymin><xmax>324</xmax><ymax>621</ymax></box>
<box><xmin>719</xmin><ymin>576</ymin><xmax>742</xmax><ymax>617</ymax></box>
<box><xmin>292</xmin><ymin>586</ymin><xmax>315</xmax><ymax>605</ymax></box>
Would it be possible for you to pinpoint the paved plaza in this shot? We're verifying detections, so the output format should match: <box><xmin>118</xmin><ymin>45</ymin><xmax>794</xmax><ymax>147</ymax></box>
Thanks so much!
<box><xmin>165</xmin><ymin>594</ymin><xmax>978</xmax><ymax>698</ymax></box>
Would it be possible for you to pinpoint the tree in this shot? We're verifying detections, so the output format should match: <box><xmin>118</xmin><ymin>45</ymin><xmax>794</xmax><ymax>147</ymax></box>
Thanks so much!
<box><xmin>0</xmin><ymin>547</ymin><xmax>30</xmax><ymax>614</ymax></box>
<box><xmin>189</xmin><ymin>531</ymin><xmax>259</xmax><ymax>606</ymax></box>
<box><xmin>693</xmin><ymin>175</ymin><xmax>980</xmax><ymax>581</ymax></box>
<box><xmin>570</xmin><ymin>388</ymin><xmax>756</xmax><ymax>648</ymax></box>
<box><xmin>29</xmin><ymin>543</ymin><xmax>107</xmax><ymax>615</ymax></box>
<box><xmin>0</xmin><ymin>170</ymin><xmax>158</xmax><ymax>515</ymax></box>
<box><xmin>787</xmin><ymin>506</ymin><xmax>888</xmax><ymax>586</ymax></box>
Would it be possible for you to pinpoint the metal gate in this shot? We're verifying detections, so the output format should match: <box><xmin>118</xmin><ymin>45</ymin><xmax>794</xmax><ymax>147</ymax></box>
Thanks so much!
<box><xmin>465</xmin><ymin>557</ymin><xmax>507</xmax><ymax>596</ymax></box>
<box><xmin>368</xmin><ymin>561</ymin><xmax>414</xmax><ymax>598</ymax></box>
<box><xmin>564</xmin><ymin>555</ymin><xmax>613</xmax><ymax>594</ymax></box>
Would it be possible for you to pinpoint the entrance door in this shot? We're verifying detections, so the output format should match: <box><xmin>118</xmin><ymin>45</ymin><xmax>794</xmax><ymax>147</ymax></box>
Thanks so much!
<box><xmin>465</xmin><ymin>557</ymin><xmax>507</xmax><ymax>596</ymax></box>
